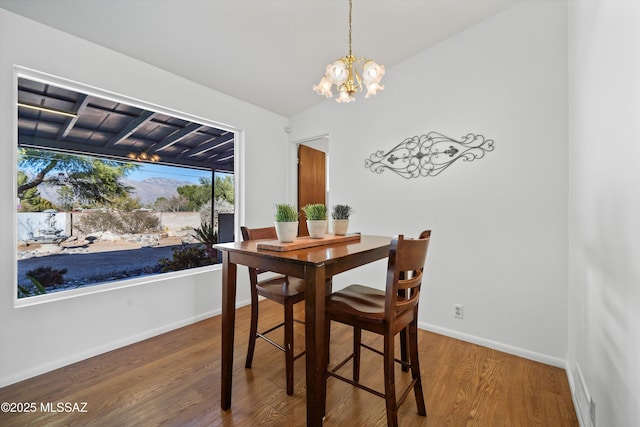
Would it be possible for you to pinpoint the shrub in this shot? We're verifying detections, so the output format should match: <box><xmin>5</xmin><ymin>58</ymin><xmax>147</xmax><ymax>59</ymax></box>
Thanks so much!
<box><xmin>193</xmin><ymin>222</ymin><xmax>217</xmax><ymax>245</ymax></box>
<box><xmin>120</xmin><ymin>210</ymin><xmax>161</xmax><ymax>234</ymax></box>
<box><xmin>157</xmin><ymin>244</ymin><xmax>213</xmax><ymax>272</ymax></box>
<box><xmin>25</xmin><ymin>266</ymin><xmax>67</xmax><ymax>287</ymax></box>
<box><xmin>19</xmin><ymin>266</ymin><xmax>68</xmax><ymax>298</ymax></box>
<box><xmin>193</xmin><ymin>222</ymin><xmax>218</xmax><ymax>260</ymax></box>
<box><xmin>76</xmin><ymin>210</ymin><xmax>160</xmax><ymax>234</ymax></box>
<box><xmin>199</xmin><ymin>198</ymin><xmax>234</xmax><ymax>231</ymax></box>
<box><xmin>199</xmin><ymin>200</ymin><xmax>212</xmax><ymax>225</ymax></box>
<box><xmin>18</xmin><ymin>276</ymin><xmax>47</xmax><ymax>298</ymax></box>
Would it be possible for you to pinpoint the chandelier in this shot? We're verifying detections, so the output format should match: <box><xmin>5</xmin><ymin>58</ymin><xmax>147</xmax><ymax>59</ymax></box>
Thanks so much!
<box><xmin>128</xmin><ymin>151</ymin><xmax>160</xmax><ymax>162</ymax></box>
<box><xmin>313</xmin><ymin>0</ymin><xmax>385</xmax><ymax>103</ymax></box>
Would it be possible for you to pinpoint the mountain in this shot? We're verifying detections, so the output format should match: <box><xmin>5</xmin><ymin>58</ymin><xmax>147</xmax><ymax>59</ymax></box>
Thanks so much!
<box><xmin>36</xmin><ymin>177</ymin><xmax>194</xmax><ymax>207</ymax></box>
<box><xmin>122</xmin><ymin>177</ymin><xmax>194</xmax><ymax>205</ymax></box>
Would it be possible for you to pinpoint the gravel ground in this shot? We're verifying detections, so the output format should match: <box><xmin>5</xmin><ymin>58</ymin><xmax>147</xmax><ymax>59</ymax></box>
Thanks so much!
<box><xmin>16</xmin><ymin>236</ymin><xmax>198</xmax><ymax>294</ymax></box>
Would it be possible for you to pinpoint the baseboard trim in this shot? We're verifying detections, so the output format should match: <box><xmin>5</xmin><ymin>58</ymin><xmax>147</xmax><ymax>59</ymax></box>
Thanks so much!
<box><xmin>565</xmin><ymin>363</ymin><xmax>590</xmax><ymax>427</ymax></box>
<box><xmin>3</xmin><ymin>304</ymin><xmax>567</xmax><ymax>388</ymax></box>
<box><xmin>419</xmin><ymin>321</ymin><xmax>566</xmax><ymax>369</ymax></box>
<box><xmin>0</xmin><ymin>298</ymin><xmax>252</xmax><ymax>388</ymax></box>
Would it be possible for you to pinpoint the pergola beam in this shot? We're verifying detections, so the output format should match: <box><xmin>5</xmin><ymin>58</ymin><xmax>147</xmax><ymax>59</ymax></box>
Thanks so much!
<box><xmin>58</xmin><ymin>94</ymin><xmax>89</xmax><ymax>139</ymax></box>
<box><xmin>104</xmin><ymin>110</ymin><xmax>155</xmax><ymax>148</ymax></box>
<box><xmin>180</xmin><ymin>132</ymin><xmax>234</xmax><ymax>158</ymax></box>
<box><xmin>149</xmin><ymin>123</ymin><xmax>206</xmax><ymax>153</ymax></box>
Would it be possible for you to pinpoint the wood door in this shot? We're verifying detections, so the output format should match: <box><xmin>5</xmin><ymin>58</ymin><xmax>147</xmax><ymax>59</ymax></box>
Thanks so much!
<box><xmin>297</xmin><ymin>144</ymin><xmax>326</xmax><ymax>236</ymax></box>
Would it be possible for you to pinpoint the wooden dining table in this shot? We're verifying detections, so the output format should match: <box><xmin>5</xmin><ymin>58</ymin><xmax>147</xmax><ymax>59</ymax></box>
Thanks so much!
<box><xmin>214</xmin><ymin>234</ymin><xmax>392</xmax><ymax>426</ymax></box>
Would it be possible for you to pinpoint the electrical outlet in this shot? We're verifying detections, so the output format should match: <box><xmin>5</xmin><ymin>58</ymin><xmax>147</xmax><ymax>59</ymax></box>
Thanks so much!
<box><xmin>453</xmin><ymin>304</ymin><xmax>464</xmax><ymax>319</ymax></box>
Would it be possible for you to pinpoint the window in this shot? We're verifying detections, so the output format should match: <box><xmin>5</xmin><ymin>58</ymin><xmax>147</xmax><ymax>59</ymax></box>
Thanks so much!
<box><xmin>15</xmin><ymin>71</ymin><xmax>237</xmax><ymax>303</ymax></box>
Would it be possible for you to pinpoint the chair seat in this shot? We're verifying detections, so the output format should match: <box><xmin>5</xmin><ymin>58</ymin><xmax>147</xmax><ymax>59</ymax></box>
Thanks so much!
<box><xmin>256</xmin><ymin>275</ymin><xmax>305</xmax><ymax>304</ymax></box>
<box><xmin>326</xmin><ymin>284</ymin><xmax>409</xmax><ymax>323</ymax></box>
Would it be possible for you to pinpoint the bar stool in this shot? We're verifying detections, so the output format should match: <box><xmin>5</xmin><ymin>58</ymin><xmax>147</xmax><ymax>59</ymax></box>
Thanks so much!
<box><xmin>324</xmin><ymin>231</ymin><xmax>431</xmax><ymax>426</ymax></box>
<box><xmin>241</xmin><ymin>226</ymin><xmax>306</xmax><ymax>395</ymax></box>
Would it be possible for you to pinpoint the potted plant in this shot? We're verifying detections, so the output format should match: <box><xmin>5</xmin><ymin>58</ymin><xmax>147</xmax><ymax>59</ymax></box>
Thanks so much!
<box><xmin>302</xmin><ymin>203</ymin><xmax>328</xmax><ymax>239</ymax></box>
<box><xmin>331</xmin><ymin>204</ymin><xmax>353</xmax><ymax>235</ymax></box>
<box><xmin>193</xmin><ymin>221</ymin><xmax>218</xmax><ymax>260</ymax></box>
<box><xmin>274</xmin><ymin>203</ymin><xmax>299</xmax><ymax>242</ymax></box>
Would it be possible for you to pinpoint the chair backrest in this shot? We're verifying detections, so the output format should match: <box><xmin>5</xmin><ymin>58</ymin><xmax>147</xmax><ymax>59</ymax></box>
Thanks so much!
<box><xmin>241</xmin><ymin>226</ymin><xmax>277</xmax><ymax>242</ymax></box>
<box><xmin>240</xmin><ymin>226</ymin><xmax>279</xmax><ymax>281</ymax></box>
<box><xmin>384</xmin><ymin>231</ymin><xmax>431</xmax><ymax>322</ymax></box>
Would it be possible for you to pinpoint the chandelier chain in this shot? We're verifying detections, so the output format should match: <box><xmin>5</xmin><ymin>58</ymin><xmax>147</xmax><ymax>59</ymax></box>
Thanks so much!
<box><xmin>348</xmin><ymin>0</ymin><xmax>352</xmax><ymax>56</ymax></box>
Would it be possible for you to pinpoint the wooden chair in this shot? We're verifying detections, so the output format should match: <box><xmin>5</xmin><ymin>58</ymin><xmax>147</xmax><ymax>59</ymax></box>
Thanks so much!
<box><xmin>324</xmin><ymin>230</ymin><xmax>431</xmax><ymax>427</ymax></box>
<box><xmin>241</xmin><ymin>226</ymin><xmax>306</xmax><ymax>395</ymax></box>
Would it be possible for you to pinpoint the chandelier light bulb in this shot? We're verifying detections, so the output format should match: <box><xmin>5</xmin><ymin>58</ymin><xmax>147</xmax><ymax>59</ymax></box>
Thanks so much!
<box><xmin>365</xmin><ymin>82</ymin><xmax>384</xmax><ymax>98</ymax></box>
<box><xmin>362</xmin><ymin>61</ymin><xmax>385</xmax><ymax>84</ymax></box>
<box><xmin>127</xmin><ymin>151</ymin><xmax>161</xmax><ymax>162</ymax></box>
<box><xmin>327</xmin><ymin>60</ymin><xmax>348</xmax><ymax>85</ymax></box>
<box><xmin>313</xmin><ymin>76</ymin><xmax>333</xmax><ymax>98</ymax></box>
<box><xmin>336</xmin><ymin>91</ymin><xmax>355</xmax><ymax>103</ymax></box>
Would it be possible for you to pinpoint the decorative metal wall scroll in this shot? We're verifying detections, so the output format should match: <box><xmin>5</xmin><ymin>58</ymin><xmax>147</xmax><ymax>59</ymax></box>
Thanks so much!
<box><xmin>364</xmin><ymin>132</ymin><xmax>494</xmax><ymax>179</ymax></box>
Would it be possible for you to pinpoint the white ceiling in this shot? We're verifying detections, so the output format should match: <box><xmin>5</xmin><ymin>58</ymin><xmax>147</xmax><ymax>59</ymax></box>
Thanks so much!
<box><xmin>0</xmin><ymin>0</ymin><xmax>515</xmax><ymax>117</ymax></box>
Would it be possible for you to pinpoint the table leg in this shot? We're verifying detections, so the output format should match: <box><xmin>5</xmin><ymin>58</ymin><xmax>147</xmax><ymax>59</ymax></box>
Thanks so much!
<box><xmin>305</xmin><ymin>265</ymin><xmax>326</xmax><ymax>427</ymax></box>
<box><xmin>221</xmin><ymin>251</ymin><xmax>237</xmax><ymax>410</ymax></box>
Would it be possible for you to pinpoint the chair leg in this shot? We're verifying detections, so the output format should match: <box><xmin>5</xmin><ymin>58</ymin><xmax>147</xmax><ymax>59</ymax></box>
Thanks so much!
<box><xmin>353</xmin><ymin>326</ymin><xmax>362</xmax><ymax>382</ymax></box>
<box><xmin>284</xmin><ymin>300</ymin><xmax>295</xmax><ymax>395</ymax></box>
<box><xmin>408</xmin><ymin>320</ymin><xmax>426</xmax><ymax>416</ymax></box>
<box><xmin>325</xmin><ymin>277</ymin><xmax>333</xmax><ymax>295</ymax></box>
<box><xmin>398</xmin><ymin>289</ymin><xmax>410</xmax><ymax>372</ymax></box>
<box><xmin>383</xmin><ymin>332</ymin><xmax>399</xmax><ymax>427</ymax></box>
<box><xmin>245</xmin><ymin>295</ymin><xmax>259</xmax><ymax>369</ymax></box>
<box><xmin>325</xmin><ymin>318</ymin><xmax>332</xmax><ymax>368</ymax></box>
<box><xmin>400</xmin><ymin>327</ymin><xmax>409</xmax><ymax>372</ymax></box>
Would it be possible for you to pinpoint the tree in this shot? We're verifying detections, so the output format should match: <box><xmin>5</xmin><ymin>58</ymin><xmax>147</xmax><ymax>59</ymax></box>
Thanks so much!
<box><xmin>56</xmin><ymin>185</ymin><xmax>75</xmax><ymax>211</ymax></box>
<box><xmin>107</xmin><ymin>194</ymin><xmax>142</xmax><ymax>211</ymax></box>
<box><xmin>18</xmin><ymin>148</ymin><xmax>138</xmax><ymax>208</ymax></box>
<box><xmin>174</xmin><ymin>175</ymin><xmax>234</xmax><ymax>211</ymax></box>
<box><xmin>154</xmin><ymin>195</ymin><xmax>190</xmax><ymax>212</ymax></box>
<box><xmin>214</xmin><ymin>175</ymin><xmax>234</xmax><ymax>204</ymax></box>
<box><xmin>17</xmin><ymin>171</ymin><xmax>56</xmax><ymax>212</ymax></box>
<box><xmin>176</xmin><ymin>177</ymin><xmax>212</xmax><ymax>211</ymax></box>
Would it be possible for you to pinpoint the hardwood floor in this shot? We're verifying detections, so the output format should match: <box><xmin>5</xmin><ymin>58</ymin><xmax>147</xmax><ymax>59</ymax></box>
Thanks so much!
<box><xmin>0</xmin><ymin>300</ymin><xmax>578</xmax><ymax>426</ymax></box>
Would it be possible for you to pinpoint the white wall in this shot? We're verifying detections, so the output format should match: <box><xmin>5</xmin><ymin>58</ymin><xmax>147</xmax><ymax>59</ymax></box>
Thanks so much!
<box><xmin>0</xmin><ymin>9</ymin><xmax>289</xmax><ymax>386</ymax></box>
<box><xmin>568</xmin><ymin>1</ymin><xmax>640</xmax><ymax>426</ymax></box>
<box><xmin>290</xmin><ymin>1</ymin><xmax>568</xmax><ymax>364</ymax></box>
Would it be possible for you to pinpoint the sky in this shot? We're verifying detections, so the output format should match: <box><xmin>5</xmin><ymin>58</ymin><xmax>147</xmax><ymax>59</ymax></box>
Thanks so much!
<box><xmin>128</xmin><ymin>163</ymin><xmax>212</xmax><ymax>184</ymax></box>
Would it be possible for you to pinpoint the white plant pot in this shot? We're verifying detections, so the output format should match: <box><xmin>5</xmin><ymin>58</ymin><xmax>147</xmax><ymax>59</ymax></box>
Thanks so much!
<box><xmin>306</xmin><ymin>220</ymin><xmax>327</xmax><ymax>239</ymax></box>
<box><xmin>275</xmin><ymin>221</ymin><xmax>298</xmax><ymax>243</ymax></box>
<box><xmin>332</xmin><ymin>219</ymin><xmax>349</xmax><ymax>235</ymax></box>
